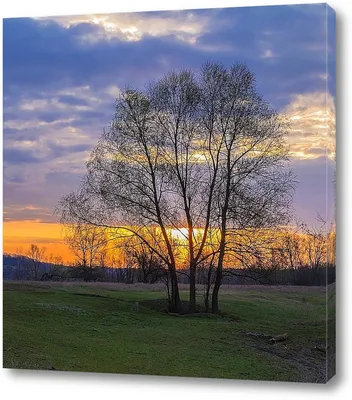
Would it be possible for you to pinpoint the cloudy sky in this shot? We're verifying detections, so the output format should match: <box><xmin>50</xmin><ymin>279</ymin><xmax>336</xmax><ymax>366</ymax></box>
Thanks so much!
<box><xmin>3</xmin><ymin>3</ymin><xmax>336</xmax><ymax>259</ymax></box>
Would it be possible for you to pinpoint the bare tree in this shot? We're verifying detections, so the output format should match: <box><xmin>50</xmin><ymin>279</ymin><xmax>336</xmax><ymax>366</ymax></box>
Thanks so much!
<box><xmin>27</xmin><ymin>244</ymin><xmax>46</xmax><ymax>280</ymax></box>
<box><xmin>41</xmin><ymin>253</ymin><xmax>68</xmax><ymax>281</ymax></box>
<box><xmin>12</xmin><ymin>246</ymin><xmax>31</xmax><ymax>280</ymax></box>
<box><xmin>299</xmin><ymin>215</ymin><xmax>328</xmax><ymax>270</ymax></box>
<box><xmin>327</xmin><ymin>226</ymin><xmax>336</xmax><ymax>267</ymax></box>
<box><xmin>197</xmin><ymin>62</ymin><xmax>295</xmax><ymax>312</ymax></box>
<box><xmin>58</xmin><ymin>61</ymin><xmax>295</xmax><ymax>313</ymax></box>
<box><xmin>59</xmin><ymin>87</ymin><xmax>187</xmax><ymax>311</ymax></box>
<box><xmin>124</xmin><ymin>239</ymin><xmax>165</xmax><ymax>283</ymax></box>
<box><xmin>63</xmin><ymin>222</ymin><xmax>108</xmax><ymax>281</ymax></box>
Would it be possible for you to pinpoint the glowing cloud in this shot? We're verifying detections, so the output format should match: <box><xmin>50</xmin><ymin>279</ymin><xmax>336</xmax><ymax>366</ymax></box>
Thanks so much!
<box><xmin>36</xmin><ymin>12</ymin><xmax>211</xmax><ymax>44</ymax></box>
<box><xmin>284</xmin><ymin>92</ymin><xmax>336</xmax><ymax>160</ymax></box>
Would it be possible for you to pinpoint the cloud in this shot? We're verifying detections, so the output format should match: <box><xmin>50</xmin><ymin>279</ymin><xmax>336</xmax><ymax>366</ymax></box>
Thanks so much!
<box><xmin>35</xmin><ymin>10</ymin><xmax>211</xmax><ymax>44</ymax></box>
<box><xmin>105</xmin><ymin>85</ymin><xmax>122</xmax><ymax>98</ymax></box>
<box><xmin>284</xmin><ymin>92</ymin><xmax>336</xmax><ymax>160</ymax></box>
<box><xmin>3</xmin><ymin>205</ymin><xmax>54</xmax><ymax>223</ymax></box>
<box><xmin>4</xmin><ymin>5</ymin><xmax>335</xmax><ymax>112</ymax></box>
<box><xmin>3</xmin><ymin>160</ymin><xmax>85</xmax><ymax>223</ymax></box>
<box><xmin>261</xmin><ymin>49</ymin><xmax>275</xmax><ymax>59</ymax></box>
<box><xmin>3</xmin><ymin>172</ymin><xmax>84</xmax><ymax>223</ymax></box>
<box><xmin>191</xmin><ymin>4</ymin><xmax>335</xmax><ymax>109</ymax></box>
<box><xmin>3</xmin><ymin>148</ymin><xmax>44</xmax><ymax>164</ymax></box>
<box><xmin>3</xmin><ymin>17</ymin><xmax>209</xmax><ymax>98</ymax></box>
<box><xmin>3</xmin><ymin>83</ymin><xmax>117</xmax><ymax>175</ymax></box>
<box><xmin>2</xmin><ymin>83</ymin><xmax>99</xmax><ymax>219</ymax></box>
<box><xmin>19</xmin><ymin>97</ymin><xmax>92</xmax><ymax>112</ymax></box>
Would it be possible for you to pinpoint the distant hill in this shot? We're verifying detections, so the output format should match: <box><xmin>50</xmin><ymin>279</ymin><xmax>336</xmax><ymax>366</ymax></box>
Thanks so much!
<box><xmin>2</xmin><ymin>253</ymin><xmax>67</xmax><ymax>280</ymax></box>
<box><xmin>3</xmin><ymin>254</ymin><xmax>26</xmax><ymax>279</ymax></box>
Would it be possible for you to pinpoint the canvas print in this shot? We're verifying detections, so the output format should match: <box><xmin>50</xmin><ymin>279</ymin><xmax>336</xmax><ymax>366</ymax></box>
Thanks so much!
<box><xmin>3</xmin><ymin>3</ymin><xmax>336</xmax><ymax>383</ymax></box>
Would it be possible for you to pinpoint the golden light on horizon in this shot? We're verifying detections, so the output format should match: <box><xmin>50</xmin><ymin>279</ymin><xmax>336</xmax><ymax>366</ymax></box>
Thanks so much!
<box><xmin>3</xmin><ymin>219</ymin><xmax>333</xmax><ymax>271</ymax></box>
<box><xmin>170</xmin><ymin>227</ymin><xmax>189</xmax><ymax>241</ymax></box>
<box><xmin>169</xmin><ymin>227</ymin><xmax>207</xmax><ymax>242</ymax></box>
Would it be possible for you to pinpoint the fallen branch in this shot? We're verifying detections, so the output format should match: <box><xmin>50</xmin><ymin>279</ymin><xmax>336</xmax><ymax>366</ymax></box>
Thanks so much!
<box><xmin>269</xmin><ymin>333</ymin><xmax>288</xmax><ymax>344</ymax></box>
<box><xmin>313</xmin><ymin>345</ymin><xmax>326</xmax><ymax>353</ymax></box>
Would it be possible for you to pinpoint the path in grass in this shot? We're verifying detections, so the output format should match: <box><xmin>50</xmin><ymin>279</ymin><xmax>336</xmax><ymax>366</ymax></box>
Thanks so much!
<box><xmin>3</xmin><ymin>281</ymin><xmax>333</xmax><ymax>383</ymax></box>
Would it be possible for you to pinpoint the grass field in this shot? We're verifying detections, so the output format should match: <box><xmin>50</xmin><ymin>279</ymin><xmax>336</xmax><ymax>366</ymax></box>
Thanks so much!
<box><xmin>3</xmin><ymin>281</ymin><xmax>335</xmax><ymax>383</ymax></box>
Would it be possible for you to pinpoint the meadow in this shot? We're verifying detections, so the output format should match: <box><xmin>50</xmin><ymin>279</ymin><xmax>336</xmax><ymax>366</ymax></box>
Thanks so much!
<box><xmin>3</xmin><ymin>281</ymin><xmax>335</xmax><ymax>383</ymax></box>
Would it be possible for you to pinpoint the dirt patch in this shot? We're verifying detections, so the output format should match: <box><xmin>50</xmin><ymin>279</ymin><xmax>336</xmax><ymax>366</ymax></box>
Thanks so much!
<box><xmin>242</xmin><ymin>334</ymin><xmax>327</xmax><ymax>383</ymax></box>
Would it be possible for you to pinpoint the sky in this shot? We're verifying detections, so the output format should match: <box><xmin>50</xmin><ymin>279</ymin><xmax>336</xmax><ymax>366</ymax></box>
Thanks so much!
<box><xmin>2</xmin><ymin>3</ymin><xmax>336</xmax><ymax>261</ymax></box>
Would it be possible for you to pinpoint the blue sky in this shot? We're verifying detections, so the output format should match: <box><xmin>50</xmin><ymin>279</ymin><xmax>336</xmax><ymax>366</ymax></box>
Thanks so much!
<box><xmin>3</xmin><ymin>3</ymin><xmax>336</xmax><ymax>228</ymax></box>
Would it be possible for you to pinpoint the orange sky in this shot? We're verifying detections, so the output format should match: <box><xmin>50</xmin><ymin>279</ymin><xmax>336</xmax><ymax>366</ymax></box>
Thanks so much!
<box><xmin>3</xmin><ymin>218</ymin><xmax>335</xmax><ymax>269</ymax></box>
<box><xmin>3</xmin><ymin>220</ymin><xmax>74</xmax><ymax>263</ymax></box>
<box><xmin>2</xmin><ymin>221</ymin><xmax>196</xmax><ymax>265</ymax></box>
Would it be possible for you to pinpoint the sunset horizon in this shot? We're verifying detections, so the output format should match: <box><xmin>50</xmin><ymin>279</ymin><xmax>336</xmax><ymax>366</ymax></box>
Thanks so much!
<box><xmin>3</xmin><ymin>2</ymin><xmax>336</xmax><ymax>383</ymax></box>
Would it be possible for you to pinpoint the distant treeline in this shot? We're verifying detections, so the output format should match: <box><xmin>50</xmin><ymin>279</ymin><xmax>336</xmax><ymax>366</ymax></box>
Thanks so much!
<box><xmin>3</xmin><ymin>254</ymin><xmax>335</xmax><ymax>287</ymax></box>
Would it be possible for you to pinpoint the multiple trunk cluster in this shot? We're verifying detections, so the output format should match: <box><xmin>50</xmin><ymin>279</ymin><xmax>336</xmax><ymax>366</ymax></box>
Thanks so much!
<box><xmin>59</xmin><ymin>62</ymin><xmax>296</xmax><ymax>314</ymax></box>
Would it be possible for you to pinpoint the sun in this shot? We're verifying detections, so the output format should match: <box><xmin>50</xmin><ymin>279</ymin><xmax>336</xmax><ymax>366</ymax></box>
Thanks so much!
<box><xmin>170</xmin><ymin>228</ymin><xmax>189</xmax><ymax>241</ymax></box>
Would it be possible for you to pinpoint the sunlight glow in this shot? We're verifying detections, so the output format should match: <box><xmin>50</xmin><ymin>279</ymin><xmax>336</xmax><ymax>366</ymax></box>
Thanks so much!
<box><xmin>35</xmin><ymin>13</ymin><xmax>210</xmax><ymax>44</ymax></box>
<box><xmin>170</xmin><ymin>228</ymin><xmax>189</xmax><ymax>241</ymax></box>
<box><xmin>285</xmin><ymin>92</ymin><xmax>336</xmax><ymax>160</ymax></box>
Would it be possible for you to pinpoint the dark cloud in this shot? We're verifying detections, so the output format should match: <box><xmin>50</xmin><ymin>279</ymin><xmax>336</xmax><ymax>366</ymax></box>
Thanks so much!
<box><xmin>38</xmin><ymin>111</ymin><xmax>69</xmax><ymax>123</ymax></box>
<box><xmin>3</xmin><ymin>141</ymin><xmax>92</xmax><ymax>168</ymax></box>
<box><xmin>4</xmin><ymin>18</ymin><xmax>178</xmax><ymax>94</ymax></box>
<box><xmin>3</xmin><ymin>127</ymin><xmax>22</xmax><ymax>136</ymax></box>
<box><xmin>3</xmin><ymin>148</ymin><xmax>44</xmax><ymax>164</ymax></box>
<box><xmin>194</xmin><ymin>4</ymin><xmax>335</xmax><ymax>108</ymax></box>
<box><xmin>3</xmin><ymin>5</ymin><xmax>335</xmax><ymax>111</ymax></box>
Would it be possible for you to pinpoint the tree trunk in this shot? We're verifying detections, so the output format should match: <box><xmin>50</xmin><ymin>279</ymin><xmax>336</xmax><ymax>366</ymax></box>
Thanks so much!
<box><xmin>211</xmin><ymin>270</ymin><xmax>222</xmax><ymax>313</ymax></box>
<box><xmin>204</xmin><ymin>266</ymin><xmax>213</xmax><ymax>312</ymax></box>
<box><xmin>212</xmin><ymin>236</ymin><xmax>226</xmax><ymax>313</ymax></box>
<box><xmin>170</xmin><ymin>268</ymin><xmax>181</xmax><ymax>313</ymax></box>
<box><xmin>189</xmin><ymin>262</ymin><xmax>197</xmax><ymax>313</ymax></box>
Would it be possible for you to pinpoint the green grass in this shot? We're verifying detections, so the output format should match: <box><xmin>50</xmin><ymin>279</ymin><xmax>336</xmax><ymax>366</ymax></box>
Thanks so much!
<box><xmin>3</xmin><ymin>281</ymin><xmax>334</xmax><ymax>383</ymax></box>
